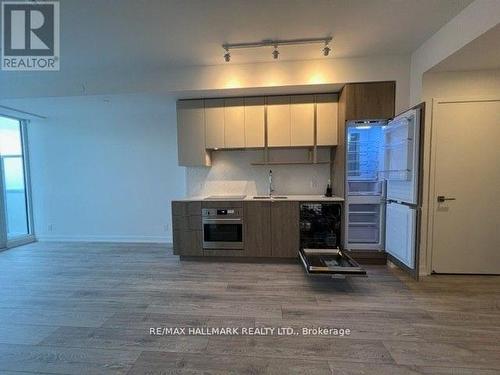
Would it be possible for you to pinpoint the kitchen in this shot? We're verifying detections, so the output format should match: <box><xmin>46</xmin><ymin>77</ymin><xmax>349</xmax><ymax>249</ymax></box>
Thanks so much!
<box><xmin>0</xmin><ymin>1</ymin><xmax>499</xmax><ymax>373</ymax></box>
<box><xmin>172</xmin><ymin>82</ymin><xmax>424</xmax><ymax>278</ymax></box>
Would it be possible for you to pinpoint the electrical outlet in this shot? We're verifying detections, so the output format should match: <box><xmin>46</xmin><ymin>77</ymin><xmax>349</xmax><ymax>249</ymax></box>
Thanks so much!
<box><xmin>310</xmin><ymin>179</ymin><xmax>318</xmax><ymax>189</ymax></box>
<box><xmin>48</xmin><ymin>224</ymin><xmax>53</xmax><ymax>232</ymax></box>
<box><xmin>164</xmin><ymin>224</ymin><xmax>170</xmax><ymax>232</ymax></box>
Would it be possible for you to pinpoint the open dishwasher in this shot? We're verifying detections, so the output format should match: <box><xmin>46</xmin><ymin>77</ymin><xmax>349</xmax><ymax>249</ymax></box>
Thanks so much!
<box><xmin>299</xmin><ymin>203</ymin><xmax>366</xmax><ymax>276</ymax></box>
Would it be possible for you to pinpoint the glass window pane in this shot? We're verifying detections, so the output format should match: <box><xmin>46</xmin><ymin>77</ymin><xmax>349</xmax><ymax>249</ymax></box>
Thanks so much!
<box><xmin>0</xmin><ymin>116</ymin><xmax>29</xmax><ymax>238</ymax></box>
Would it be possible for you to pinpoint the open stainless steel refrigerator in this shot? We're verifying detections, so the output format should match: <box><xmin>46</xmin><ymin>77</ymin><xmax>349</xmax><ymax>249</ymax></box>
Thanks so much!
<box><xmin>345</xmin><ymin>104</ymin><xmax>425</xmax><ymax>277</ymax></box>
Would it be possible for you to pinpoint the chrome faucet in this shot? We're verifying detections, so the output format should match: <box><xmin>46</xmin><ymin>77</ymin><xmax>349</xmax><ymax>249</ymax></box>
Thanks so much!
<box><xmin>268</xmin><ymin>169</ymin><xmax>274</xmax><ymax>197</ymax></box>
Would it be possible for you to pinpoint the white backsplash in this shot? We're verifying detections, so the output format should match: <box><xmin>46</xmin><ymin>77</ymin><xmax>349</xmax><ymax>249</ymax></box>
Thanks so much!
<box><xmin>186</xmin><ymin>149</ymin><xmax>331</xmax><ymax>197</ymax></box>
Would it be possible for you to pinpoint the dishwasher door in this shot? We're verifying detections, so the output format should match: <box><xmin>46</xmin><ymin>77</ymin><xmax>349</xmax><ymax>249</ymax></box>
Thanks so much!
<box><xmin>299</xmin><ymin>248</ymin><xmax>366</xmax><ymax>276</ymax></box>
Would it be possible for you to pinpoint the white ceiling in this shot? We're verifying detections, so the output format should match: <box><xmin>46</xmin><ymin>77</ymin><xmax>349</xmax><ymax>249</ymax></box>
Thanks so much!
<box><xmin>430</xmin><ymin>23</ymin><xmax>500</xmax><ymax>72</ymax></box>
<box><xmin>55</xmin><ymin>0</ymin><xmax>471</xmax><ymax>70</ymax></box>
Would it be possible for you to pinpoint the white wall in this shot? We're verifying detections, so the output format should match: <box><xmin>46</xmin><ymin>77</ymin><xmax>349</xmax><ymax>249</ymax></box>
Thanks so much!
<box><xmin>418</xmin><ymin>69</ymin><xmax>500</xmax><ymax>274</ymax></box>
<box><xmin>187</xmin><ymin>149</ymin><xmax>331</xmax><ymax>197</ymax></box>
<box><xmin>1</xmin><ymin>54</ymin><xmax>412</xmax><ymax>114</ymax></box>
<box><xmin>25</xmin><ymin>94</ymin><xmax>185</xmax><ymax>243</ymax></box>
<box><xmin>409</xmin><ymin>0</ymin><xmax>500</xmax><ymax>104</ymax></box>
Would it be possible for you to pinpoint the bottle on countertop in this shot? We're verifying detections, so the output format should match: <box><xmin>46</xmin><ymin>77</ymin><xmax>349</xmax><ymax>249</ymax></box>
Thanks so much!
<box><xmin>325</xmin><ymin>179</ymin><xmax>333</xmax><ymax>197</ymax></box>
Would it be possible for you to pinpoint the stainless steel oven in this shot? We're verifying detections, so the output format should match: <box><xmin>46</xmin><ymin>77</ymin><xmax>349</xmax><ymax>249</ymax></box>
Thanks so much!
<box><xmin>202</xmin><ymin>208</ymin><xmax>244</xmax><ymax>249</ymax></box>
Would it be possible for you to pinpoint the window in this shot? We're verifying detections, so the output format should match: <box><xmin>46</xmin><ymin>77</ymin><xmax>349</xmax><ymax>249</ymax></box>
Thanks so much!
<box><xmin>0</xmin><ymin>115</ymin><xmax>32</xmax><ymax>243</ymax></box>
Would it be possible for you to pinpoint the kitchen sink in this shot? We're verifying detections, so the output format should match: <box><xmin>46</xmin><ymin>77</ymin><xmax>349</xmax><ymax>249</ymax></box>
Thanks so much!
<box><xmin>252</xmin><ymin>196</ymin><xmax>288</xmax><ymax>200</ymax></box>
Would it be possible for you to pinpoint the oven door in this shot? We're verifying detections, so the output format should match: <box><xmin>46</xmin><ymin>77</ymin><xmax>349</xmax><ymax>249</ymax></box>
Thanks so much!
<box><xmin>202</xmin><ymin>218</ymin><xmax>244</xmax><ymax>249</ymax></box>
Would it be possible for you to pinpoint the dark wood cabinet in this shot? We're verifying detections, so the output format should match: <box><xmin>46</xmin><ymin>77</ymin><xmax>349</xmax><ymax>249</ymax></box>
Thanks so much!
<box><xmin>343</xmin><ymin>82</ymin><xmax>395</xmax><ymax>121</ymax></box>
<box><xmin>244</xmin><ymin>201</ymin><xmax>272</xmax><ymax>257</ymax></box>
<box><xmin>271</xmin><ymin>201</ymin><xmax>300</xmax><ymax>258</ymax></box>
<box><xmin>172</xmin><ymin>201</ymin><xmax>202</xmax><ymax>256</ymax></box>
<box><xmin>331</xmin><ymin>81</ymin><xmax>395</xmax><ymax>199</ymax></box>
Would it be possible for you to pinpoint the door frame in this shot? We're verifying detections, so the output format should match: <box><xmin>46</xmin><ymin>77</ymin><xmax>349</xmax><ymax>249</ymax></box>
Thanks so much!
<box><xmin>428</xmin><ymin>96</ymin><xmax>500</xmax><ymax>274</ymax></box>
<box><xmin>385</xmin><ymin>102</ymin><xmax>426</xmax><ymax>280</ymax></box>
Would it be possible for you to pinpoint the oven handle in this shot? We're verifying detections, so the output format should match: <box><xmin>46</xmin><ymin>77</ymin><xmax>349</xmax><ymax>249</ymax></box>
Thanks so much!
<box><xmin>203</xmin><ymin>218</ymin><xmax>242</xmax><ymax>223</ymax></box>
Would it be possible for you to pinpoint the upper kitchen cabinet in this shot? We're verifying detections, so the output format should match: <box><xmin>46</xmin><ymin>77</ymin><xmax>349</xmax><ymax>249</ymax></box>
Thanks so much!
<box><xmin>224</xmin><ymin>98</ymin><xmax>245</xmax><ymax>148</ymax></box>
<box><xmin>204</xmin><ymin>98</ymin><xmax>225</xmax><ymax>149</ymax></box>
<box><xmin>343</xmin><ymin>82</ymin><xmax>395</xmax><ymax>121</ymax></box>
<box><xmin>244</xmin><ymin>97</ymin><xmax>265</xmax><ymax>148</ymax></box>
<box><xmin>290</xmin><ymin>95</ymin><xmax>314</xmax><ymax>146</ymax></box>
<box><xmin>267</xmin><ymin>96</ymin><xmax>291</xmax><ymax>147</ymax></box>
<box><xmin>177</xmin><ymin>100</ymin><xmax>211</xmax><ymax>167</ymax></box>
<box><xmin>316</xmin><ymin>94</ymin><xmax>338</xmax><ymax>146</ymax></box>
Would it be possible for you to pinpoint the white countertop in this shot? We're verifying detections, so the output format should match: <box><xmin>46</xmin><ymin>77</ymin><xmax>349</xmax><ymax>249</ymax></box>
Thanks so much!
<box><xmin>174</xmin><ymin>195</ymin><xmax>344</xmax><ymax>202</ymax></box>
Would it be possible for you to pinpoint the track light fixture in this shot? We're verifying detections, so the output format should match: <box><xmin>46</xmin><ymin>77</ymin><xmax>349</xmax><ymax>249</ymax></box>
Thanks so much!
<box><xmin>323</xmin><ymin>41</ymin><xmax>331</xmax><ymax>56</ymax></box>
<box><xmin>222</xmin><ymin>37</ymin><xmax>332</xmax><ymax>62</ymax></box>
<box><xmin>223</xmin><ymin>47</ymin><xmax>230</xmax><ymax>62</ymax></box>
<box><xmin>272</xmin><ymin>45</ymin><xmax>279</xmax><ymax>60</ymax></box>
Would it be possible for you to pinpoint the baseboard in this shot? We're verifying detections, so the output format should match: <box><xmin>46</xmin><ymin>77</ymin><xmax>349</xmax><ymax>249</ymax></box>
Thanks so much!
<box><xmin>36</xmin><ymin>234</ymin><xmax>172</xmax><ymax>244</ymax></box>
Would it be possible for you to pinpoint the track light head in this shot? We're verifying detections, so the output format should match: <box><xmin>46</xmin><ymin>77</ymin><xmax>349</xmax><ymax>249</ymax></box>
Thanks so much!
<box><xmin>272</xmin><ymin>46</ymin><xmax>279</xmax><ymax>60</ymax></box>
<box><xmin>323</xmin><ymin>42</ymin><xmax>331</xmax><ymax>56</ymax></box>
<box><xmin>223</xmin><ymin>48</ymin><xmax>231</xmax><ymax>62</ymax></box>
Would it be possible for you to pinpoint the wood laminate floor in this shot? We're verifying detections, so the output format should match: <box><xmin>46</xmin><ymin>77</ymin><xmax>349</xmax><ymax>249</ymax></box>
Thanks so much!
<box><xmin>0</xmin><ymin>242</ymin><xmax>499</xmax><ymax>374</ymax></box>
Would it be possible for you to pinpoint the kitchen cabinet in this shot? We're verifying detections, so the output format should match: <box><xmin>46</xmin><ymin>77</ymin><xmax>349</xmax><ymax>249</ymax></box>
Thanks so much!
<box><xmin>316</xmin><ymin>94</ymin><xmax>338</xmax><ymax>146</ymax></box>
<box><xmin>244</xmin><ymin>201</ymin><xmax>272</xmax><ymax>257</ymax></box>
<box><xmin>290</xmin><ymin>95</ymin><xmax>314</xmax><ymax>146</ymax></box>
<box><xmin>343</xmin><ymin>82</ymin><xmax>395</xmax><ymax>121</ymax></box>
<box><xmin>204</xmin><ymin>99</ymin><xmax>225</xmax><ymax>149</ymax></box>
<box><xmin>244</xmin><ymin>97</ymin><xmax>265</xmax><ymax>148</ymax></box>
<box><xmin>177</xmin><ymin>100</ymin><xmax>211</xmax><ymax>167</ymax></box>
<box><xmin>271</xmin><ymin>201</ymin><xmax>300</xmax><ymax>258</ymax></box>
<box><xmin>172</xmin><ymin>201</ymin><xmax>202</xmax><ymax>256</ymax></box>
<box><xmin>267</xmin><ymin>96</ymin><xmax>291</xmax><ymax>147</ymax></box>
<box><xmin>224</xmin><ymin>98</ymin><xmax>245</xmax><ymax>148</ymax></box>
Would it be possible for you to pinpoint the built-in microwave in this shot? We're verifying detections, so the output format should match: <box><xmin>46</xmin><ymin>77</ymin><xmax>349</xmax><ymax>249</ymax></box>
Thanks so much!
<box><xmin>202</xmin><ymin>208</ymin><xmax>244</xmax><ymax>249</ymax></box>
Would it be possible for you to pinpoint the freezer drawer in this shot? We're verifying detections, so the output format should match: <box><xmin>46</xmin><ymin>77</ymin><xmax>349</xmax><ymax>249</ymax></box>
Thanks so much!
<box><xmin>299</xmin><ymin>248</ymin><xmax>366</xmax><ymax>276</ymax></box>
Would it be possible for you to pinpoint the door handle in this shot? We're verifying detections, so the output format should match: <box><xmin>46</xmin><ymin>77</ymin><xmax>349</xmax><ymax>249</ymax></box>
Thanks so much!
<box><xmin>437</xmin><ymin>195</ymin><xmax>456</xmax><ymax>203</ymax></box>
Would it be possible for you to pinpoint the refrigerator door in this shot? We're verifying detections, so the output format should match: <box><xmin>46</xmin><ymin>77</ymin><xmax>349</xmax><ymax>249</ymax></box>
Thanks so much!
<box><xmin>385</xmin><ymin>202</ymin><xmax>416</xmax><ymax>269</ymax></box>
<box><xmin>383</xmin><ymin>108</ymin><xmax>421</xmax><ymax>204</ymax></box>
<box><xmin>382</xmin><ymin>103</ymin><xmax>425</xmax><ymax>278</ymax></box>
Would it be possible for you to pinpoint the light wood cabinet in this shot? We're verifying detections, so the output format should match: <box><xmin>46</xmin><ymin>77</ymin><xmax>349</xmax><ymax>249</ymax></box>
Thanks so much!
<box><xmin>177</xmin><ymin>100</ymin><xmax>211</xmax><ymax>167</ymax></box>
<box><xmin>224</xmin><ymin>98</ymin><xmax>245</xmax><ymax>148</ymax></box>
<box><xmin>267</xmin><ymin>96</ymin><xmax>291</xmax><ymax>147</ymax></box>
<box><xmin>244</xmin><ymin>97</ymin><xmax>265</xmax><ymax>148</ymax></box>
<box><xmin>271</xmin><ymin>201</ymin><xmax>299</xmax><ymax>258</ymax></box>
<box><xmin>316</xmin><ymin>94</ymin><xmax>338</xmax><ymax>146</ymax></box>
<box><xmin>290</xmin><ymin>95</ymin><xmax>314</xmax><ymax>146</ymax></box>
<box><xmin>204</xmin><ymin>99</ymin><xmax>225</xmax><ymax>149</ymax></box>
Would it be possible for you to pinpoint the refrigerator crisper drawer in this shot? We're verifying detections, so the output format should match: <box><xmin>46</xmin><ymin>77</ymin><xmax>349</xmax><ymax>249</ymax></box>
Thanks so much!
<box><xmin>348</xmin><ymin>224</ymin><xmax>379</xmax><ymax>244</ymax></box>
<box><xmin>299</xmin><ymin>248</ymin><xmax>366</xmax><ymax>276</ymax></box>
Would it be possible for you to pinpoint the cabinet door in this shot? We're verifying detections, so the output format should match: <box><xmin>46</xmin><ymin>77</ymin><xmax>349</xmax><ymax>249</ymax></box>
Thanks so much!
<box><xmin>267</xmin><ymin>96</ymin><xmax>291</xmax><ymax>147</ymax></box>
<box><xmin>316</xmin><ymin>94</ymin><xmax>338</xmax><ymax>146</ymax></box>
<box><xmin>177</xmin><ymin>100</ymin><xmax>211</xmax><ymax>166</ymax></box>
<box><xmin>290</xmin><ymin>95</ymin><xmax>314</xmax><ymax>146</ymax></box>
<box><xmin>244</xmin><ymin>201</ymin><xmax>272</xmax><ymax>257</ymax></box>
<box><xmin>344</xmin><ymin>82</ymin><xmax>395</xmax><ymax>121</ymax></box>
<box><xmin>271</xmin><ymin>201</ymin><xmax>299</xmax><ymax>258</ymax></box>
<box><xmin>224</xmin><ymin>98</ymin><xmax>245</xmax><ymax>148</ymax></box>
<box><xmin>204</xmin><ymin>99</ymin><xmax>225</xmax><ymax>149</ymax></box>
<box><xmin>244</xmin><ymin>97</ymin><xmax>265</xmax><ymax>148</ymax></box>
<box><xmin>172</xmin><ymin>201</ymin><xmax>202</xmax><ymax>256</ymax></box>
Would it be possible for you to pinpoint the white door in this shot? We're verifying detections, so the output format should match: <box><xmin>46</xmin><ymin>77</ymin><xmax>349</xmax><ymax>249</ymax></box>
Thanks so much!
<box><xmin>431</xmin><ymin>99</ymin><xmax>500</xmax><ymax>274</ymax></box>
